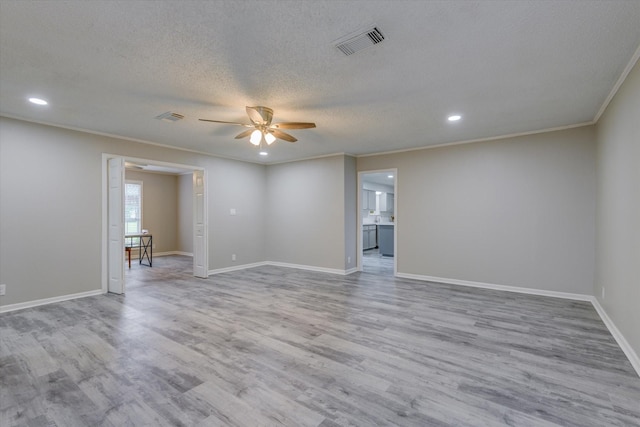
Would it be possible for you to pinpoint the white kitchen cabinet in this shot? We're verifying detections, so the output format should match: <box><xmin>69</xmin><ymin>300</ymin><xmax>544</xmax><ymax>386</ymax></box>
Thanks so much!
<box><xmin>379</xmin><ymin>192</ymin><xmax>394</xmax><ymax>213</ymax></box>
<box><xmin>362</xmin><ymin>190</ymin><xmax>376</xmax><ymax>210</ymax></box>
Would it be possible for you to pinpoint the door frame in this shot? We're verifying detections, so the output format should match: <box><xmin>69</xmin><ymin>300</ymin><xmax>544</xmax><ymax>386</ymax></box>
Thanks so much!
<box><xmin>357</xmin><ymin>168</ymin><xmax>398</xmax><ymax>275</ymax></box>
<box><xmin>101</xmin><ymin>153</ymin><xmax>208</xmax><ymax>293</ymax></box>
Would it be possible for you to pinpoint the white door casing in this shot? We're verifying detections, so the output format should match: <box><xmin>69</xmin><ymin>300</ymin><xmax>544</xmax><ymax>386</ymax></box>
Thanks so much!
<box><xmin>107</xmin><ymin>157</ymin><xmax>125</xmax><ymax>294</ymax></box>
<box><xmin>193</xmin><ymin>169</ymin><xmax>208</xmax><ymax>278</ymax></box>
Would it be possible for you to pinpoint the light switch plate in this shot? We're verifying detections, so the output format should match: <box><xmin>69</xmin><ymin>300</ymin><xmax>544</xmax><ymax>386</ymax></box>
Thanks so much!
<box><xmin>230</xmin><ymin>208</ymin><xmax>236</xmax><ymax>215</ymax></box>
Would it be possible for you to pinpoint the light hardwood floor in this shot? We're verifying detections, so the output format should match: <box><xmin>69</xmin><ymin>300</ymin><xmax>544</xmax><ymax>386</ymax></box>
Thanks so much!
<box><xmin>1</xmin><ymin>256</ymin><xmax>639</xmax><ymax>426</ymax></box>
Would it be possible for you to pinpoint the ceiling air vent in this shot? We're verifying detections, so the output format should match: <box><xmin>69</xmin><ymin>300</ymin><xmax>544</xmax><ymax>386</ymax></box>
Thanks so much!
<box><xmin>335</xmin><ymin>26</ymin><xmax>385</xmax><ymax>56</ymax></box>
<box><xmin>155</xmin><ymin>111</ymin><xmax>184</xmax><ymax>122</ymax></box>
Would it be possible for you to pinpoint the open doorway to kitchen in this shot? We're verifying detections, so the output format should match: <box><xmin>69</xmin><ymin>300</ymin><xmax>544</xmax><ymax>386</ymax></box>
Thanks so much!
<box><xmin>358</xmin><ymin>170</ymin><xmax>397</xmax><ymax>276</ymax></box>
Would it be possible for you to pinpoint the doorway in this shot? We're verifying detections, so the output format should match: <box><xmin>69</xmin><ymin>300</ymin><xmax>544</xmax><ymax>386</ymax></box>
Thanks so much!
<box><xmin>102</xmin><ymin>155</ymin><xmax>208</xmax><ymax>294</ymax></box>
<box><xmin>358</xmin><ymin>169</ymin><xmax>397</xmax><ymax>276</ymax></box>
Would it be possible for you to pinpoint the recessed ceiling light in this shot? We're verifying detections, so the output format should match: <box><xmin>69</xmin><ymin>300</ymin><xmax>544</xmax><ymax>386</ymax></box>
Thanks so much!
<box><xmin>448</xmin><ymin>114</ymin><xmax>462</xmax><ymax>122</ymax></box>
<box><xmin>259</xmin><ymin>151</ymin><xmax>268</xmax><ymax>156</ymax></box>
<box><xmin>29</xmin><ymin>97</ymin><xmax>48</xmax><ymax>105</ymax></box>
<box><xmin>387</xmin><ymin>175</ymin><xmax>394</xmax><ymax>178</ymax></box>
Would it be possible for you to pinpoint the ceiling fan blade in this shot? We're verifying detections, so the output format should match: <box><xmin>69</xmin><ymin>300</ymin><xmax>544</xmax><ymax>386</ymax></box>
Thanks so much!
<box><xmin>246</xmin><ymin>106</ymin><xmax>273</xmax><ymax>125</ymax></box>
<box><xmin>234</xmin><ymin>129</ymin><xmax>254</xmax><ymax>139</ymax></box>
<box><xmin>271</xmin><ymin>122</ymin><xmax>316</xmax><ymax>129</ymax></box>
<box><xmin>199</xmin><ymin>119</ymin><xmax>252</xmax><ymax>127</ymax></box>
<box><xmin>271</xmin><ymin>129</ymin><xmax>297</xmax><ymax>143</ymax></box>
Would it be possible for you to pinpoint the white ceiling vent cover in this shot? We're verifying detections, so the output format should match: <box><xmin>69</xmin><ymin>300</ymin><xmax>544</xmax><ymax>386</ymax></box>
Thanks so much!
<box><xmin>155</xmin><ymin>111</ymin><xmax>184</xmax><ymax>122</ymax></box>
<box><xmin>335</xmin><ymin>26</ymin><xmax>385</xmax><ymax>56</ymax></box>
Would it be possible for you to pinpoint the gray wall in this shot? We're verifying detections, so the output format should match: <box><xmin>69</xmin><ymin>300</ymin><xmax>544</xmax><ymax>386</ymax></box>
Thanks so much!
<box><xmin>207</xmin><ymin>156</ymin><xmax>266</xmax><ymax>268</ymax></box>
<box><xmin>265</xmin><ymin>155</ymin><xmax>348</xmax><ymax>270</ymax></box>
<box><xmin>0</xmin><ymin>117</ymin><xmax>266</xmax><ymax>306</ymax></box>
<box><xmin>125</xmin><ymin>170</ymin><xmax>178</xmax><ymax>254</ymax></box>
<box><xmin>595</xmin><ymin>60</ymin><xmax>640</xmax><ymax>356</ymax></box>
<box><xmin>344</xmin><ymin>155</ymin><xmax>357</xmax><ymax>271</ymax></box>
<box><xmin>177</xmin><ymin>173</ymin><xmax>193</xmax><ymax>254</ymax></box>
<box><xmin>358</xmin><ymin>126</ymin><xmax>597</xmax><ymax>295</ymax></box>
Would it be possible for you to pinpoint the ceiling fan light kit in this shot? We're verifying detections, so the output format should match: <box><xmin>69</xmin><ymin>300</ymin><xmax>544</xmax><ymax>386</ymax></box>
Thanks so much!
<box><xmin>199</xmin><ymin>106</ymin><xmax>316</xmax><ymax>150</ymax></box>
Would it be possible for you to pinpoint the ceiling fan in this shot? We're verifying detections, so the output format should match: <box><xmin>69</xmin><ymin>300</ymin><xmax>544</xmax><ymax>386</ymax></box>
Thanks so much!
<box><xmin>199</xmin><ymin>106</ymin><xmax>316</xmax><ymax>146</ymax></box>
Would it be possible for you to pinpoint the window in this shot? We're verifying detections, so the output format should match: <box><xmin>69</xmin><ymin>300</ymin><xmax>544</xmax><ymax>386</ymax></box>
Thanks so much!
<box><xmin>125</xmin><ymin>181</ymin><xmax>143</xmax><ymax>242</ymax></box>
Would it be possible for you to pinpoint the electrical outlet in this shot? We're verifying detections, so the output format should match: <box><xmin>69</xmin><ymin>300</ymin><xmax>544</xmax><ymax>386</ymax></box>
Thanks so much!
<box><xmin>0</xmin><ymin>284</ymin><xmax>6</xmax><ymax>296</ymax></box>
<box><xmin>347</xmin><ymin>256</ymin><xmax>351</xmax><ymax>264</ymax></box>
<box><xmin>232</xmin><ymin>254</ymin><xmax>236</xmax><ymax>261</ymax></box>
<box><xmin>601</xmin><ymin>287</ymin><xmax>605</xmax><ymax>299</ymax></box>
<box><xmin>230</xmin><ymin>208</ymin><xmax>236</xmax><ymax>216</ymax></box>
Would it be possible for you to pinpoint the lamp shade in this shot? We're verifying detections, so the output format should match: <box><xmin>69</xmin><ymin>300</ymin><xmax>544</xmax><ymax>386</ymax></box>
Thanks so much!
<box><xmin>264</xmin><ymin>132</ymin><xmax>276</xmax><ymax>145</ymax></box>
<box><xmin>250</xmin><ymin>129</ymin><xmax>262</xmax><ymax>145</ymax></box>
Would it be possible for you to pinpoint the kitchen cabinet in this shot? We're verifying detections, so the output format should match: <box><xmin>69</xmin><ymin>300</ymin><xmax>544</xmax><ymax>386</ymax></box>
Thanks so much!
<box><xmin>378</xmin><ymin>224</ymin><xmax>394</xmax><ymax>256</ymax></box>
<box><xmin>379</xmin><ymin>192</ymin><xmax>394</xmax><ymax>213</ymax></box>
<box><xmin>363</xmin><ymin>225</ymin><xmax>377</xmax><ymax>250</ymax></box>
<box><xmin>362</xmin><ymin>190</ymin><xmax>376</xmax><ymax>210</ymax></box>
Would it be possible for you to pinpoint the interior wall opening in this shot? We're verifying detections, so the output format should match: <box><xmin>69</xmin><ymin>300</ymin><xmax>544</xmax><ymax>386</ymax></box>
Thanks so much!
<box><xmin>358</xmin><ymin>170</ymin><xmax>397</xmax><ymax>276</ymax></box>
<box><xmin>123</xmin><ymin>162</ymin><xmax>195</xmax><ymax>289</ymax></box>
<box><xmin>103</xmin><ymin>155</ymin><xmax>207</xmax><ymax>295</ymax></box>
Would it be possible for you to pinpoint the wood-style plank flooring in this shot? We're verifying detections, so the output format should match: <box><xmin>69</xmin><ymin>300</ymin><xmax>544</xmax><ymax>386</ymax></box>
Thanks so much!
<box><xmin>1</xmin><ymin>256</ymin><xmax>639</xmax><ymax>426</ymax></box>
<box><xmin>363</xmin><ymin>248</ymin><xmax>394</xmax><ymax>276</ymax></box>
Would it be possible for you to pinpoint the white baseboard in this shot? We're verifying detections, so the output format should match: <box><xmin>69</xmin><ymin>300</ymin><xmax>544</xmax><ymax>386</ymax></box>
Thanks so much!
<box><xmin>396</xmin><ymin>271</ymin><xmax>638</xmax><ymax>377</ymax></box>
<box><xmin>590</xmin><ymin>298</ymin><xmax>640</xmax><ymax>377</ymax></box>
<box><xmin>0</xmin><ymin>289</ymin><xmax>104</xmax><ymax>314</ymax></box>
<box><xmin>208</xmin><ymin>261</ymin><xmax>356</xmax><ymax>276</ymax></box>
<box><xmin>208</xmin><ymin>262</ymin><xmax>268</xmax><ymax>275</ymax></box>
<box><xmin>265</xmin><ymin>261</ymin><xmax>355</xmax><ymax>276</ymax></box>
<box><xmin>155</xmin><ymin>251</ymin><xmax>193</xmax><ymax>257</ymax></box>
<box><xmin>396</xmin><ymin>272</ymin><xmax>593</xmax><ymax>301</ymax></box>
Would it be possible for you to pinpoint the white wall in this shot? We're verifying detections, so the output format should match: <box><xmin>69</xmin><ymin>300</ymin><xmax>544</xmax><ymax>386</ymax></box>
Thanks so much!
<box><xmin>0</xmin><ymin>117</ymin><xmax>266</xmax><ymax>306</ymax></box>
<box><xmin>595</xmin><ymin>59</ymin><xmax>640</xmax><ymax>356</ymax></box>
<box><xmin>358</xmin><ymin>126</ymin><xmax>597</xmax><ymax>294</ymax></box>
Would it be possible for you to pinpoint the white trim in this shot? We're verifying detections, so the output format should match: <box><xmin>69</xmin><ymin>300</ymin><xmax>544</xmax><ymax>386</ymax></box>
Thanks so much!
<box><xmin>209</xmin><ymin>261</ymin><xmax>359</xmax><ymax>276</ymax></box>
<box><xmin>0</xmin><ymin>290</ymin><xmax>104</xmax><ymax>314</ymax></box>
<box><xmin>208</xmin><ymin>262</ymin><xmax>268</xmax><ymax>275</ymax></box>
<box><xmin>356</xmin><ymin>121</ymin><xmax>594</xmax><ymax>159</ymax></box>
<box><xmin>357</xmin><ymin>169</ymin><xmax>398</xmax><ymax>276</ymax></box>
<box><xmin>102</xmin><ymin>153</ymin><xmax>206</xmax><ymax>292</ymax></box>
<box><xmin>594</xmin><ymin>43</ymin><xmax>640</xmax><ymax>122</ymax></box>
<box><xmin>590</xmin><ymin>298</ymin><xmax>640</xmax><ymax>377</ymax></box>
<box><xmin>266</xmin><ymin>261</ymin><xmax>354</xmax><ymax>275</ymax></box>
<box><xmin>395</xmin><ymin>272</ymin><xmax>593</xmax><ymax>301</ymax></box>
<box><xmin>155</xmin><ymin>251</ymin><xmax>193</xmax><ymax>257</ymax></box>
<box><xmin>396</xmin><ymin>272</ymin><xmax>639</xmax><ymax>377</ymax></box>
<box><xmin>1</xmin><ymin>114</ymin><xmax>260</xmax><ymax>165</ymax></box>
<box><xmin>265</xmin><ymin>152</ymin><xmax>351</xmax><ymax>166</ymax></box>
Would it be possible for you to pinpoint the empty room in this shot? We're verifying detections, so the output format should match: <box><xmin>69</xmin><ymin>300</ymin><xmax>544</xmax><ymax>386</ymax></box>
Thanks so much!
<box><xmin>1</xmin><ymin>1</ymin><xmax>639</xmax><ymax>426</ymax></box>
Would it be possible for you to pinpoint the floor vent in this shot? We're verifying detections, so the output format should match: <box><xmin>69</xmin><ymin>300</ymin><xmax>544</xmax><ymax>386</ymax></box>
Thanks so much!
<box><xmin>155</xmin><ymin>112</ymin><xmax>184</xmax><ymax>122</ymax></box>
<box><xmin>335</xmin><ymin>26</ymin><xmax>385</xmax><ymax>56</ymax></box>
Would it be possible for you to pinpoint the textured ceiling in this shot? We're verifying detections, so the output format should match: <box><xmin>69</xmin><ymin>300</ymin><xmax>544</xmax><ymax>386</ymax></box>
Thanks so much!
<box><xmin>1</xmin><ymin>1</ymin><xmax>639</xmax><ymax>164</ymax></box>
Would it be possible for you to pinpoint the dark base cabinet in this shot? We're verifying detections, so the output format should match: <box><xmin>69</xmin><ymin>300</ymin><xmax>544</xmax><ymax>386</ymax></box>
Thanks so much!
<box><xmin>378</xmin><ymin>224</ymin><xmax>394</xmax><ymax>256</ymax></box>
